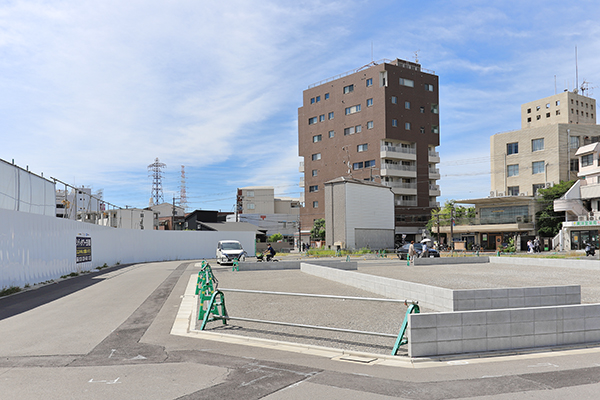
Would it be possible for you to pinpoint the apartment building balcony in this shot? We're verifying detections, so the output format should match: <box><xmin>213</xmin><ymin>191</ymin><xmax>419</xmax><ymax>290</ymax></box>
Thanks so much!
<box><xmin>428</xmin><ymin>150</ymin><xmax>440</xmax><ymax>163</ymax></box>
<box><xmin>429</xmin><ymin>167</ymin><xmax>440</xmax><ymax>180</ymax></box>
<box><xmin>380</xmin><ymin>145</ymin><xmax>417</xmax><ymax>161</ymax></box>
<box><xmin>299</xmin><ymin>161</ymin><xmax>304</xmax><ymax>173</ymax></box>
<box><xmin>299</xmin><ymin>177</ymin><xmax>304</xmax><ymax>187</ymax></box>
<box><xmin>380</xmin><ymin>163</ymin><xmax>417</xmax><ymax>178</ymax></box>
<box><xmin>383</xmin><ymin>181</ymin><xmax>417</xmax><ymax>195</ymax></box>
<box><xmin>395</xmin><ymin>199</ymin><xmax>418</xmax><ymax>207</ymax></box>
<box><xmin>299</xmin><ymin>192</ymin><xmax>305</xmax><ymax>203</ymax></box>
<box><xmin>429</xmin><ymin>184</ymin><xmax>441</xmax><ymax>196</ymax></box>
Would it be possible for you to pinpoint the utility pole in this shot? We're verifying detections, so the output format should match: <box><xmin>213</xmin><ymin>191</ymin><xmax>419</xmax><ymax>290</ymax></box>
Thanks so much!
<box><xmin>450</xmin><ymin>208</ymin><xmax>455</xmax><ymax>251</ymax></box>
<box><xmin>297</xmin><ymin>218</ymin><xmax>302</xmax><ymax>251</ymax></box>
<box><xmin>436</xmin><ymin>213</ymin><xmax>440</xmax><ymax>247</ymax></box>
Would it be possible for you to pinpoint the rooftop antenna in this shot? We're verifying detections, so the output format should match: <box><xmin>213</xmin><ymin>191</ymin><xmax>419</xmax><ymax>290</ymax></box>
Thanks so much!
<box><xmin>575</xmin><ymin>46</ymin><xmax>579</xmax><ymax>93</ymax></box>
<box><xmin>414</xmin><ymin>50</ymin><xmax>420</xmax><ymax>64</ymax></box>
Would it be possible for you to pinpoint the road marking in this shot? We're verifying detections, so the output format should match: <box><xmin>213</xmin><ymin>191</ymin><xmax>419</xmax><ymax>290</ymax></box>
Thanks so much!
<box><xmin>89</xmin><ymin>378</ymin><xmax>121</xmax><ymax>384</ymax></box>
<box><xmin>108</xmin><ymin>349</ymin><xmax>116</xmax><ymax>358</ymax></box>
<box><xmin>527</xmin><ymin>363</ymin><xmax>558</xmax><ymax>368</ymax></box>
<box><xmin>447</xmin><ymin>360</ymin><xmax>469</xmax><ymax>365</ymax></box>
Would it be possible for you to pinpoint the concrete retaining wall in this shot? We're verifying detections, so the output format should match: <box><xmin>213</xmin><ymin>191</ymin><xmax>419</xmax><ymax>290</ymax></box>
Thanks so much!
<box><xmin>413</xmin><ymin>256</ymin><xmax>489</xmax><ymax>266</ymax></box>
<box><xmin>408</xmin><ymin>302</ymin><xmax>600</xmax><ymax>357</ymax></box>
<box><xmin>489</xmin><ymin>256</ymin><xmax>599</xmax><ymax>270</ymax></box>
<box><xmin>301</xmin><ymin>264</ymin><xmax>581</xmax><ymax>312</ymax></box>
<box><xmin>237</xmin><ymin>260</ymin><xmax>357</xmax><ymax>271</ymax></box>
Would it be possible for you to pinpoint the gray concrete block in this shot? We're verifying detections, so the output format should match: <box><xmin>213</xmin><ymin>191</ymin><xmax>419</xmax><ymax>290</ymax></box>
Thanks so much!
<box><xmin>511</xmin><ymin>308</ymin><xmax>534</xmax><ymax>322</ymax></box>
<box><xmin>562</xmin><ymin>331</ymin><xmax>586</xmax><ymax>345</ymax></box>
<box><xmin>524</xmin><ymin>296</ymin><xmax>542</xmax><ymax>307</ymax></box>
<box><xmin>534</xmin><ymin>333</ymin><xmax>557</xmax><ymax>347</ymax></box>
<box><xmin>507</xmin><ymin>288</ymin><xmax>525</xmax><ymax>297</ymax></box>
<box><xmin>456</xmin><ymin>299</ymin><xmax>476</xmax><ymax>311</ymax></box>
<box><xmin>534</xmin><ymin>307</ymin><xmax>558</xmax><ymax>321</ymax></box>
<box><xmin>511</xmin><ymin>322</ymin><xmax>534</xmax><ymax>336</ymax></box>
<box><xmin>511</xmin><ymin>334</ymin><xmax>535</xmax><ymax>349</ymax></box>
<box><xmin>566</xmin><ymin>294</ymin><xmax>581</xmax><ymax>304</ymax></box>
<box><xmin>462</xmin><ymin>338</ymin><xmax>487</xmax><ymax>353</ymax></box>
<box><xmin>409</xmin><ymin>314</ymin><xmax>437</xmax><ymax>329</ymax></box>
<box><xmin>540</xmin><ymin>286</ymin><xmax>557</xmax><ymax>296</ymax></box>
<box><xmin>585</xmin><ymin>304</ymin><xmax>600</xmax><ymax>317</ymax></box>
<box><xmin>462</xmin><ymin>311</ymin><xmax>487</xmax><ymax>326</ymax></box>
<box><xmin>409</xmin><ymin>327</ymin><xmax>438</xmax><ymax>343</ymax></box>
<box><xmin>487</xmin><ymin>337</ymin><xmax>512</xmax><ymax>351</ymax></box>
<box><xmin>409</xmin><ymin>342</ymin><xmax>438</xmax><ymax>357</ymax></box>
<box><xmin>534</xmin><ymin>320</ymin><xmax>558</xmax><ymax>334</ymax></box>
<box><xmin>474</xmin><ymin>299</ymin><xmax>492</xmax><ymax>310</ymax></box>
<box><xmin>438</xmin><ymin>326</ymin><xmax>463</xmax><ymax>341</ymax></box>
<box><xmin>524</xmin><ymin>287</ymin><xmax>541</xmax><ymax>297</ymax></box>
<box><xmin>508</xmin><ymin>297</ymin><xmax>525</xmax><ymax>308</ymax></box>
<box><xmin>471</xmin><ymin>289</ymin><xmax>492</xmax><ymax>299</ymax></box>
<box><xmin>563</xmin><ymin>305</ymin><xmax>585</xmax><ymax>319</ymax></box>
<box><xmin>556</xmin><ymin>286</ymin><xmax>567</xmax><ymax>295</ymax></box>
<box><xmin>437</xmin><ymin>340</ymin><xmax>463</xmax><ymax>355</ymax></box>
<box><xmin>487</xmin><ymin>310</ymin><xmax>511</xmax><ymax>324</ymax></box>
<box><xmin>490</xmin><ymin>289</ymin><xmax>509</xmax><ymax>298</ymax></box>
<box><xmin>585</xmin><ymin>317</ymin><xmax>600</xmax><ymax>330</ymax></box>
<box><xmin>437</xmin><ymin>312</ymin><xmax>462</xmax><ymax>327</ymax></box>
<box><xmin>491</xmin><ymin>298</ymin><xmax>509</xmax><ymax>309</ymax></box>
<box><xmin>462</xmin><ymin>324</ymin><xmax>487</xmax><ymax>340</ymax></box>
<box><xmin>563</xmin><ymin>318</ymin><xmax>585</xmax><ymax>332</ymax></box>
<box><xmin>585</xmin><ymin>329</ymin><xmax>600</xmax><ymax>342</ymax></box>
<box><xmin>487</xmin><ymin>323</ymin><xmax>511</xmax><ymax>338</ymax></box>
<box><xmin>566</xmin><ymin>285</ymin><xmax>581</xmax><ymax>295</ymax></box>
<box><xmin>454</xmin><ymin>290</ymin><xmax>471</xmax><ymax>300</ymax></box>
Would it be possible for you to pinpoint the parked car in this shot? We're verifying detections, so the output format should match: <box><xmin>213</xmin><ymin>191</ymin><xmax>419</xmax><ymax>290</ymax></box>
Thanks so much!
<box><xmin>396</xmin><ymin>243</ymin><xmax>440</xmax><ymax>260</ymax></box>
<box><xmin>216</xmin><ymin>240</ymin><xmax>246</xmax><ymax>264</ymax></box>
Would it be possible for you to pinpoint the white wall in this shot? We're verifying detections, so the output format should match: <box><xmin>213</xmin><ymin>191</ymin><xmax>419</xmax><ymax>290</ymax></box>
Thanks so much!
<box><xmin>345</xmin><ymin>183</ymin><xmax>394</xmax><ymax>248</ymax></box>
<box><xmin>0</xmin><ymin>208</ymin><xmax>255</xmax><ymax>288</ymax></box>
<box><xmin>0</xmin><ymin>160</ymin><xmax>55</xmax><ymax>216</ymax></box>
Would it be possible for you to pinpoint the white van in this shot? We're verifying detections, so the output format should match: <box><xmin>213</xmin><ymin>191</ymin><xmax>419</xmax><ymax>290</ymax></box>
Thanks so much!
<box><xmin>216</xmin><ymin>240</ymin><xmax>246</xmax><ymax>264</ymax></box>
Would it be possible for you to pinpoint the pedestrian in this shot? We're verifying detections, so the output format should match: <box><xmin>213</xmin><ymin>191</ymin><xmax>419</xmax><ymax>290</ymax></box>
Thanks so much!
<box><xmin>534</xmin><ymin>237</ymin><xmax>540</xmax><ymax>253</ymax></box>
<box><xmin>527</xmin><ymin>240</ymin><xmax>533</xmax><ymax>253</ymax></box>
<box><xmin>408</xmin><ymin>241</ymin><xmax>416</xmax><ymax>264</ymax></box>
<box><xmin>421</xmin><ymin>241</ymin><xmax>429</xmax><ymax>258</ymax></box>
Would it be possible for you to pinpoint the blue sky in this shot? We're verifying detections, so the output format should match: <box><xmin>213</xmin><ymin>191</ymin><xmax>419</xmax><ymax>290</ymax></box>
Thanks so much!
<box><xmin>2</xmin><ymin>1</ymin><xmax>600</xmax><ymax>212</ymax></box>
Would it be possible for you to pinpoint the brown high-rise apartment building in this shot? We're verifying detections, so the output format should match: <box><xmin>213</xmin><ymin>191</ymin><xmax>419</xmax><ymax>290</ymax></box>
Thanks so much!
<box><xmin>298</xmin><ymin>58</ymin><xmax>441</xmax><ymax>243</ymax></box>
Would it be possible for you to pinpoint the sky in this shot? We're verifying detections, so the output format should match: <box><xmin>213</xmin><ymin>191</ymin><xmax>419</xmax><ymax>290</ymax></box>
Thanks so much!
<box><xmin>2</xmin><ymin>0</ymin><xmax>600</xmax><ymax>212</ymax></box>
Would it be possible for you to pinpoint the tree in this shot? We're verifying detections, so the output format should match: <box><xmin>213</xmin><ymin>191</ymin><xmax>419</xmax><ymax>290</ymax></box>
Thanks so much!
<box><xmin>535</xmin><ymin>180</ymin><xmax>575</xmax><ymax>237</ymax></box>
<box><xmin>311</xmin><ymin>218</ymin><xmax>325</xmax><ymax>241</ymax></box>
<box><xmin>268</xmin><ymin>232</ymin><xmax>283</xmax><ymax>242</ymax></box>
<box><xmin>426</xmin><ymin>200</ymin><xmax>476</xmax><ymax>235</ymax></box>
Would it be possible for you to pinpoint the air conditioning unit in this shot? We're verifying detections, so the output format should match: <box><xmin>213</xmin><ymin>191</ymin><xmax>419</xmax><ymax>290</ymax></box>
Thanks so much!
<box><xmin>579</xmin><ymin>216</ymin><xmax>587</xmax><ymax>221</ymax></box>
<box><xmin>519</xmin><ymin>193</ymin><xmax>525</xmax><ymax>196</ymax></box>
<box><xmin>498</xmin><ymin>192</ymin><xmax>505</xmax><ymax>196</ymax></box>
<box><xmin>516</xmin><ymin>216</ymin><xmax>523</xmax><ymax>222</ymax></box>
<box><xmin>545</xmin><ymin>182</ymin><xmax>554</xmax><ymax>188</ymax></box>
<box><xmin>489</xmin><ymin>190</ymin><xmax>496</xmax><ymax>197</ymax></box>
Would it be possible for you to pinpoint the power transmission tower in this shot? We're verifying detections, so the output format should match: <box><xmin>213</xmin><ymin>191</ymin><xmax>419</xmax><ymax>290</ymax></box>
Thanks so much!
<box><xmin>148</xmin><ymin>158</ymin><xmax>167</xmax><ymax>205</ymax></box>
<box><xmin>179</xmin><ymin>165</ymin><xmax>188</xmax><ymax>212</ymax></box>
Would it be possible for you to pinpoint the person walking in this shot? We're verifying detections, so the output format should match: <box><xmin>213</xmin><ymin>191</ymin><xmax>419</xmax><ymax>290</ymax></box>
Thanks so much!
<box><xmin>408</xmin><ymin>241</ymin><xmax>416</xmax><ymax>264</ymax></box>
<box><xmin>421</xmin><ymin>241</ymin><xmax>429</xmax><ymax>258</ymax></box>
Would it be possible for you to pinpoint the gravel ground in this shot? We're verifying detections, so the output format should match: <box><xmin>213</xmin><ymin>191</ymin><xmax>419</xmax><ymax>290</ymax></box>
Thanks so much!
<box><xmin>196</xmin><ymin>259</ymin><xmax>600</xmax><ymax>355</ymax></box>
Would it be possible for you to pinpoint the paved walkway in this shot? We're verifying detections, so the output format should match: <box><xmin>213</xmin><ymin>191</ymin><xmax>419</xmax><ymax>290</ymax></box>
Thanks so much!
<box><xmin>2</xmin><ymin>258</ymin><xmax>600</xmax><ymax>399</ymax></box>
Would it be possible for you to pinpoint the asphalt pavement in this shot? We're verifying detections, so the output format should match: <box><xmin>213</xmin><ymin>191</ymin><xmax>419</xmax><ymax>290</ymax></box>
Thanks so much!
<box><xmin>2</xmin><ymin>256</ymin><xmax>600</xmax><ymax>399</ymax></box>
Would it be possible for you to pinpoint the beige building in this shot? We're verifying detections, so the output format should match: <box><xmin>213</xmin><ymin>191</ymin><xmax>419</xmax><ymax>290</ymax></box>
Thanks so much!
<box><xmin>236</xmin><ymin>186</ymin><xmax>301</xmax><ymax>215</ymax></box>
<box><xmin>491</xmin><ymin>91</ymin><xmax>600</xmax><ymax>197</ymax></box>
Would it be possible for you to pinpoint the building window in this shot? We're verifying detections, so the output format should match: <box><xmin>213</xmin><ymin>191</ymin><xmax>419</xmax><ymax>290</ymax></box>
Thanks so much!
<box><xmin>532</xmin><ymin>161</ymin><xmax>545</xmax><ymax>174</ymax></box>
<box><xmin>344</xmin><ymin>126</ymin><xmax>355</xmax><ymax>135</ymax></box>
<box><xmin>420</xmin><ymin>106</ymin><xmax>425</xmax><ymax>113</ymax></box>
<box><xmin>364</xmin><ymin>160</ymin><xmax>376</xmax><ymax>168</ymax></box>
<box><xmin>345</xmin><ymin>104</ymin><xmax>361</xmax><ymax>115</ymax></box>
<box><xmin>527</xmin><ymin>117</ymin><xmax>532</xmax><ymax>123</ymax></box>
<box><xmin>328</xmin><ymin>111</ymin><xmax>334</xmax><ymax>120</ymax></box>
<box><xmin>581</xmin><ymin>154</ymin><xmax>594</xmax><ymax>167</ymax></box>
<box><xmin>405</xmin><ymin>101</ymin><xmax>410</xmax><ymax>109</ymax></box>
<box><xmin>367</xmin><ymin>121</ymin><xmax>373</xmax><ymax>129</ymax></box>
<box><xmin>313</xmin><ymin>201</ymin><xmax>318</xmax><ymax>208</ymax></box>
<box><xmin>570</xmin><ymin>136</ymin><xmax>580</xmax><ymax>149</ymax></box>
<box><xmin>366</xmin><ymin>98</ymin><xmax>373</xmax><ymax>107</ymax></box>
<box><xmin>556</xmin><ymin>110</ymin><xmax>561</xmax><ymax>115</ymax></box>
<box><xmin>546</xmin><ymin>112</ymin><xmax>550</xmax><ymax>118</ymax></box>
<box><xmin>308</xmin><ymin>117</ymin><xmax>317</xmax><ymax>125</ymax></box>
<box><xmin>507</xmin><ymin>142</ymin><xmax>518</xmax><ymax>155</ymax></box>
<box><xmin>532</xmin><ymin>138</ymin><xmax>544</xmax><ymax>152</ymax></box>
<box><xmin>357</xmin><ymin>143</ymin><xmax>368</xmax><ymax>152</ymax></box>
<box><xmin>310</xmin><ymin>98</ymin><xmax>315</xmax><ymax>104</ymax></box>
<box><xmin>405</xmin><ymin>122</ymin><xmax>411</xmax><ymax>130</ymax></box>
<box><xmin>507</xmin><ymin>186</ymin><xmax>520</xmax><ymax>196</ymax></box>
<box><xmin>366</xmin><ymin>78</ymin><xmax>373</xmax><ymax>87</ymax></box>
<box><xmin>536</xmin><ymin>105</ymin><xmax>541</xmax><ymax>111</ymax></box>
<box><xmin>316</xmin><ymin>95</ymin><xmax>320</xmax><ymax>103</ymax></box>
<box><xmin>247</xmin><ymin>191</ymin><xmax>254</xmax><ymax>197</ymax></box>
<box><xmin>431</xmin><ymin>104</ymin><xmax>439</xmax><ymax>114</ymax></box>
<box><xmin>546</xmin><ymin>103</ymin><xmax>550</xmax><ymax>108</ymax></box>
<box><xmin>527</xmin><ymin>108</ymin><xmax>532</xmax><ymax>113</ymax></box>
<box><xmin>247</xmin><ymin>203</ymin><xmax>255</xmax><ymax>210</ymax></box>
<box><xmin>424</xmin><ymin>83</ymin><xmax>434</xmax><ymax>91</ymax></box>
<box><xmin>313</xmin><ymin>134</ymin><xmax>322</xmax><ymax>143</ymax></box>
<box><xmin>319</xmin><ymin>114</ymin><xmax>325</xmax><ymax>122</ymax></box>
<box><xmin>355</xmin><ymin>125</ymin><xmax>362</xmax><ymax>133</ymax></box>
<box><xmin>536</xmin><ymin>115</ymin><xmax>541</xmax><ymax>120</ymax></box>
<box><xmin>420</xmin><ymin>127</ymin><xmax>425</xmax><ymax>134</ymax></box>
<box><xmin>507</xmin><ymin>164</ymin><xmax>519</xmax><ymax>177</ymax></box>
<box><xmin>309</xmin><ymin>185</ymin><xmax>318</xmax><ymax>192</ymax></box>
<box><xmin>343</xmin><ymin>84</ymin><xmax>354</xmax><ymax>94</ymax></box>
<box><xmin>391</xmin><ymin>96</ymin><xmax>397</xmax><ymax>104</ymax></box>
<box><xmin>533</xmin><ymin>183</ymin><xmax>545</xmax><ymax>194</ymax></box>
<box><xmin>570</xmin><ymin>159</ymin><xmax>579</xmax><ymax>172</ymax></box>
<box><xmin>312</xmin><ymin>169</ymin><xmax>318</xmax><ymax>177</ymax></box>
<box><xmin>556</xmin><ymin>100</ymin><xmax>560</xmax><ymax>106</ymax></box>
<box><xmin>353</xmin><ymin>162</ymin><xmax>364</xmax><ymax>170</ymax></box>
<box><xmin>329</xmin><ymin>130</ymin><xmax>335</xmax><ymax>138</ymax></box>
<box><xmin>392</xmin><ymin>119</ymin><xmax>397</xmax><ymax>127</ymax></box>
<box><xmin>312</xmin><ymin>153</ymin><xmax>321</xmax><ymax>161</ymax></box>
<box><xmin>399</xmin><ymin>78</ymin><xmax>414</xmax><ymax>87</ymax></box>
<box><xmin>431</xmin><ymin>125</ymin><xmax>439</xmax><ymax>134</ymax></box>
<box><xmin>325</xmin><ymin>93</ymin><xmax>330</xmax><ymax>100</ymax></box>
